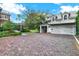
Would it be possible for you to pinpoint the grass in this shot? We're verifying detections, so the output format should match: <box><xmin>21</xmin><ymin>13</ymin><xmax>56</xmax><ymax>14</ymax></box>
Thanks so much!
<box><xmin>30</xmin><ymin>29</ymin><xmax>39</xmax><ymax>33</ymax></box>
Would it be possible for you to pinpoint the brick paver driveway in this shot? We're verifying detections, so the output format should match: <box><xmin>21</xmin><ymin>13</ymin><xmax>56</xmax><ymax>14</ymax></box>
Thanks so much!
<box><xmin>0</xmin><ymin>33</ymin><xmax>79</xmax><ymax>56</ymax></box>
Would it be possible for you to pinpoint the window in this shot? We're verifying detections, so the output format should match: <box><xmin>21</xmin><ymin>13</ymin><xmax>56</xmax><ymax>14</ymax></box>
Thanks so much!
<box><xmin>64</xmin><ymin>15</ymin><xmax>67</xmax><ymax>20</ymax></box>
<box><xmin>47</xmin><ymin>17</ymin><xmax>49</xmax><ymax>19</ymax></box>
<box><xmin>52</xmin><ymin>17</ymin><xmax>54</xmax><ymax>21</ymax></box>
<box><xmin>68</xmin><ymin>13</ymin><xmax>71</xmax><ymax>18</ymax></box>
<box><xmin>5</xmin><ymin>15</ymin><xmax>8</xmax><ymax>18</ymax></box>
<box><xmin>5</xmin><ymin>15</ymin><xmax>6</xmax><ymax>18</ymax></box>
<box><xmin>0</xmin><ymin>8</ymin><xmax>2</xmax><ymax>12</ymax></box>
<box><xmin>0</xmin><ymin>15</ymin><xmax>1</xmax><ymax>18</ymax></box>
<box><xmin>1</xmin><ymin>15</ymin><xmax>5</xmax><ymax>18</ymax></box>
<box><xmin>55</xmin><ymin>16</ymin><xmax>57</xmax><ymax>19</ymax></box>
<box><xmin>69</xmin><ymin>13</ymin><xmax>70</xmax><ymax>17</ymax></box>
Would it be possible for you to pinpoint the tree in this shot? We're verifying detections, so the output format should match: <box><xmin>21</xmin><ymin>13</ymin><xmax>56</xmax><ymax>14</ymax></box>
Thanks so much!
<box><xmin>76</xmin><ymin>11</ymin><xmax>79</xmax><ymax>35</ymax></box>
<box><xmin>25</xmin><ymin>12</ymin><xmax>46</xmax><ymax>31</ymax></box>
<box><xmin>16</xmin><ymin>14</ymin><xmax>23</xmax><ymax>32</ymax></box>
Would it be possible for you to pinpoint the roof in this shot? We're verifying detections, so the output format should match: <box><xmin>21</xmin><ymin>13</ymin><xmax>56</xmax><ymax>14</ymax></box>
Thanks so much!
<box><xmin>0</xmin><ymin>7</ymin><xmax>10</xmax><ymax>15</ymax></box>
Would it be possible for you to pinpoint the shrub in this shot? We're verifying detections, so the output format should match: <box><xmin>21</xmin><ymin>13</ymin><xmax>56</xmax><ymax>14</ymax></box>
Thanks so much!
<box><xmin>21</xmin><ymin>28</ymin><xmax>30</xmax><ymax>32</ymax></box>
<box><xmin>2</xmin><ymin>21</ymin><xmax>15</xmax><ymax>32</ymax></box>
<box><xmin>26</xmin><ymin>29</ymin><xmax>30</xmax><ymax>32</ymax></box>
<box><xmin>21</xmin><ymin>28</ymin><xmax>27</xmax><ymax>32</ymax></box>
<box><xmin>0</xmin><ymin>31</ymin><xmax>21</xmax><ymax>38</ymax></box>
<box><xmin>0</xmin><ymin>31</ymin><xmax>10</xmax><ymax>37</ymax></box>
<box><xmin>0</xmin><ymin>27</ymin><xmax>3</xmax><ymax>31</ymax></box>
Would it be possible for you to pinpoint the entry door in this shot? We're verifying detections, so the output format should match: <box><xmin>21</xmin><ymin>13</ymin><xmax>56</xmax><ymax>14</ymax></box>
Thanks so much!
<box><xmin>42</xmin><ymin>26</ymin><xmax>47</xmax><ymax>33</ymax></box>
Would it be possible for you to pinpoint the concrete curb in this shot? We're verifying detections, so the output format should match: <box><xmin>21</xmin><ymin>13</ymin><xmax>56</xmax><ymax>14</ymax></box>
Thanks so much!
<box><xmin>73</xmin><ymin>35</ymin><xmax>79</xmax><ymax>50</ymax></box>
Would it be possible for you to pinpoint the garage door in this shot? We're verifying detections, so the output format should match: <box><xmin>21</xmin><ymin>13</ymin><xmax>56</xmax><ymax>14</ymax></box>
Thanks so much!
<box><xmin>49</xmin><ymin>24</ymin><xmax>76</xmax><ymax>35</ymax></box>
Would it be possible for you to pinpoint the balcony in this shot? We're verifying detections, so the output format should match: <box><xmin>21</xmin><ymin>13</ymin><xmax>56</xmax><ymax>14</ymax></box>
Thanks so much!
<box><xmin>0</xmin><ymin>18</ymin><xmax>9</xmax><ymax>20</ymax></box>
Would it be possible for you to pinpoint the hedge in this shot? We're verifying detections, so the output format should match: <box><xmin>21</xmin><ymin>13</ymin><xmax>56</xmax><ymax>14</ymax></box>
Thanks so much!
<box><xmin>0</xmin><ymin>31</ymin><xmax>21</xmax><ymax>38</ymax></box>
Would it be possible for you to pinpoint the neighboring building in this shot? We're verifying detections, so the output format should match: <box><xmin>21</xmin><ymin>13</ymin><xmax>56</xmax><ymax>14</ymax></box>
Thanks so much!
<box><xmin>0</xmin><ymin>7</ymin><xmax>10</xmax><ymax>26</ymax></box>
<box><xmin>40</xmin><ymin>12</ymin><xmax>77</xmax><ymax>35</ymax></box>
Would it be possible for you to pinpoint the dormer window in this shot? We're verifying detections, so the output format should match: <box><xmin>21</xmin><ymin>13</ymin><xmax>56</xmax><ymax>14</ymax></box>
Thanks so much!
<box><xmin>64</xmin><ymin>15</ymin><xmax>67</xmax><ymax>20</ymax></box>
<box><xmin>55</xmin><ymin>16</ymin><xmax>57</xmax><ymax>19</ymax></box>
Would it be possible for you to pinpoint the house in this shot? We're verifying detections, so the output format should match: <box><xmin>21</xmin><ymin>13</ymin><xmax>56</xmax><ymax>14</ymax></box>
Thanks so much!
<box><xmin>40</xmin><ymin>12</ymin><xmax>77</xmax><ymax>35</ymax></box>
<box><xmin>0</xmin><ymin>7</ymin><xmax>10</xmax><ymax>26</ymax></box>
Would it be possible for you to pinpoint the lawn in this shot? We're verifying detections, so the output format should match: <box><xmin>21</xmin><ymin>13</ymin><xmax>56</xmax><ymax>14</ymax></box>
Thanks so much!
<box><xmin>30</xmin><ymin>29</ymin><xmax>39</xmax><ymax>33</ymax></box>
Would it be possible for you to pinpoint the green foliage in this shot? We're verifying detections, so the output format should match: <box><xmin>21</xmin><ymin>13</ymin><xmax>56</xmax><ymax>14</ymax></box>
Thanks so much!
<box><xmin>21</xmin><ymin>28</ymin><xmax>30</xmax><ymax>32</ymax></box>
<box><xmin>0</xmin><ymin>20</ymin><xmax>22</xmax><ymax>38</ymax></box>
<box><xmin>0</xmin><ymin>31</ymin><xmax>10</xmax><ymax>37</ymax></box>
<box><xmin>0</xmin><ymin>31</ymin><xmax>21</xmax><ymax>38</ymax></box>
<box><xmin>0</xmin><ymin>27</ymin><xmax>3</xmax><ymax>31</ymax></box>
<box><xmin>76</xmin><ymin>11</ymin><xmax>79</xmax><ymax>35</ymax></box>
<box><xmin>25</xmin><ymin>13</ymin><xmax>45</xmax><ymax>31</ymax></box>
<box><xmin>2</xmin><ymin>21</ymin><xmax>15</xmax><ymax>32</ymax></box>
<box><xmin>25</xmin><ymin>29</ymin><xmax>30</xmax><ymax>32</ymax></box>
<box><xmin>30</xmin><ymin>29</ymin><xmax>39</xmax><ymax>33</ymax></box>
<box><xmin>10</xmin><ymin>32</ymin><xmax>21</xmax><ymax>36</ymax></box>
<box><xmin>13</xmin><ymin>24</ymin><xmax>20</xmax><ymax>30</ymax></box>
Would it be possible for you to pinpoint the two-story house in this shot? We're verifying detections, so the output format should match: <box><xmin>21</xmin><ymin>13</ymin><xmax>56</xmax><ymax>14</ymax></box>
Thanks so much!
<box><xmin>0</xmin><ymin>7</ymin><xmax>10</xmax><ymax>26</ymax></box>
<box><xmin>40</xmin><ymin>12</ymin><xmax>77</xmax><ymax>35</ymax></box>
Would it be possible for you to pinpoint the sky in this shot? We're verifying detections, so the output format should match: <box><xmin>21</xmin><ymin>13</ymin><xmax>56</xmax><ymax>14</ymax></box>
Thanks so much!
<box><xmin>0</xmin><ymin>3</ymin><xmax>79</xmax><ymax>23</ymax></box>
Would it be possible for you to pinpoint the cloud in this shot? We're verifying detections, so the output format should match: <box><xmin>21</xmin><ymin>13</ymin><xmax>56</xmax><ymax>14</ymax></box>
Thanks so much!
<box><xmin>53</xmin><ymin>3</ymin><xmax>61</xmax><ymax>5</ymax></box>
<box><xmin>0</xmin><ymin>3</ymin><xmax>26</xmax><ymax>14</ymax></box>
<box><xmin>0</xmin><ymin>0</ymin><xmax>18</xmax><ymax>3</ymax></box>
<box><xmin>60</xmin><ymin>6</ymin><xmax>79</xmax><ymax>13</ymax></box>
